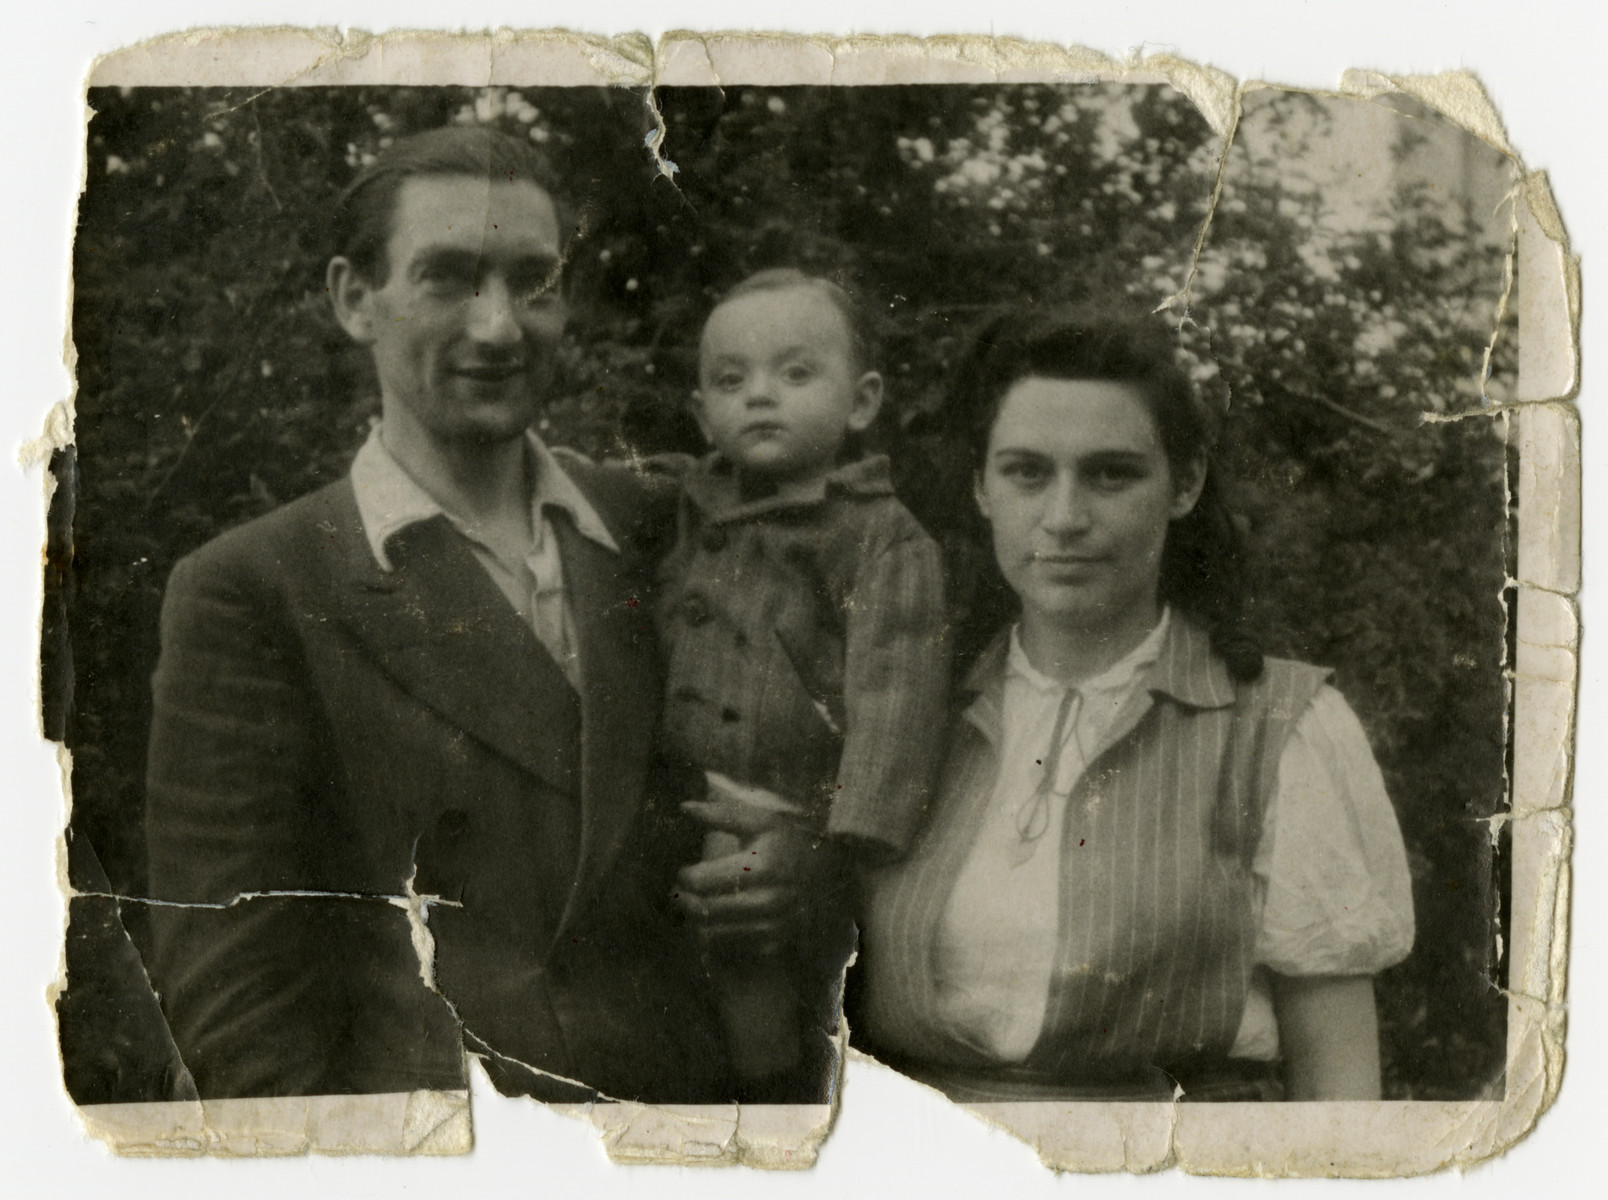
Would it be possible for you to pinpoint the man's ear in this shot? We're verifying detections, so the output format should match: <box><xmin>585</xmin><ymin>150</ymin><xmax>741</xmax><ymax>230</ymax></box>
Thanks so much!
<box><xmin>1169</xmin><ymin>455</ymin><xmax>1208</xmax><ymax>521</ymax></box>
<box><xmin>846</xmin><ymin>371</ymin><xmax>885</xmax><ymax>434</ymax></box>
<box><xmin>689</xmin><ymin>391</ymin><xmax>715</xmax><ymax>446</ymax></box>
<box><xmin>327</xmin><ymin>257</ymin><xmax>377</xmax><ymax>345</ymax></box>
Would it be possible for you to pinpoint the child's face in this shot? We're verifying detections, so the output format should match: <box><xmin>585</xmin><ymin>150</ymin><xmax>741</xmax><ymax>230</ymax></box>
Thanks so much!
<box><xmin>695</xmin><ymin>286</ymin><xmax>883</xmax><ymax>484</ymax></box>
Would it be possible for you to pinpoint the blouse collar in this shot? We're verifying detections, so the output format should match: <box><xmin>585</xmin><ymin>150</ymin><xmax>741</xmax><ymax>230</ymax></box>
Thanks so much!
<box><xmin>1004</xmin><ymin>610</ymin><xmax>1173</xmax><ymax>700</ymax></box>
<box><xmin>961</xmin><ymin>610</ymin><xmax>1237</xmax><ymax>744</ymax></box>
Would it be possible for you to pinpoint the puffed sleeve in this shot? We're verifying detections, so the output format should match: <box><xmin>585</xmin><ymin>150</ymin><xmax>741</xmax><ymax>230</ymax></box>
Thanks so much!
<box><xmin>1251</xmin><ymin>685</ymin><xmax>1416</xmax><ymax>977</ymax></box>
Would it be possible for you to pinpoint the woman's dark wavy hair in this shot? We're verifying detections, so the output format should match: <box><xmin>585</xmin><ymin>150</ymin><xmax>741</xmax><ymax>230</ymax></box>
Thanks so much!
<box><xmin>946</xmin><ymin>308</ymin><xmax>1264</xmax><ymax>681</ymax></box>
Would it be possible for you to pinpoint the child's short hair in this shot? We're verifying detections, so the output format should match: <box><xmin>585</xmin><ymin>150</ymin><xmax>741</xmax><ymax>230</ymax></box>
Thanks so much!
<box><xmin>709</xmin><ymin>268</ymin><xmax>878</xmax><ymax>373</ymax></box>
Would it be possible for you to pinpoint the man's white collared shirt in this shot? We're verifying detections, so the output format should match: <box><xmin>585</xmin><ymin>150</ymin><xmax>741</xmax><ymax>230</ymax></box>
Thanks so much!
<box><xmin>350</xmin><ymin>424</ymin><xmax>618</xmax><ymax>690</ymax></box>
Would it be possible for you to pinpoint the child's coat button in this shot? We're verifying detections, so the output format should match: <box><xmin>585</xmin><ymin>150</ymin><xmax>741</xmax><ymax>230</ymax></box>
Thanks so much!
<box><xmin>681</xmin><ymin>594</ymin><xmax>712</xmax><ymax>625</ymax></box>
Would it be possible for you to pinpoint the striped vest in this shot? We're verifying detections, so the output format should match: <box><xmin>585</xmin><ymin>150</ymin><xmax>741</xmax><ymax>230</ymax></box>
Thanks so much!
<box><xmin>857</xmin><ymin>616</ymin><xmax>1329</xmax><ymax>1091</ymax></box>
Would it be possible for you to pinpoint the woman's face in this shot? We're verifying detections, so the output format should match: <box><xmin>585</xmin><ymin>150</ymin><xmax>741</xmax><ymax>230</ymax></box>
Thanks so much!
<box><xmin>976</xmin><ymin>375</ymin><xmax>1205</xmax><ymax>638</ymax></box>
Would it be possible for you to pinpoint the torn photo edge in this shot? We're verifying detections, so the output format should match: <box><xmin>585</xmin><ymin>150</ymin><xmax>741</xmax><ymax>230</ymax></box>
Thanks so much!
<box><xmin>47</xmin><ymin>27</ymin><xmax>1578</xmax><ymax>1174</ymax></box>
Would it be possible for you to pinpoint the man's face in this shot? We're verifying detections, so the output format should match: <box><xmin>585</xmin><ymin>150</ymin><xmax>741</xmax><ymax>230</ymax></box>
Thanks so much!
<box><xmin>347</xmin><ymin>174</ymin><xmax>567</xmax><ymax>449</ymax></box>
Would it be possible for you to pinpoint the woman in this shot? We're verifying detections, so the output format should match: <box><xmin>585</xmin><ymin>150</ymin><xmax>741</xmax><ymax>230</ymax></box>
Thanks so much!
<box><xmin>851</xmin><ymin>312</ymin><xmax>1415</xmax><ymax>1102</ymax></box>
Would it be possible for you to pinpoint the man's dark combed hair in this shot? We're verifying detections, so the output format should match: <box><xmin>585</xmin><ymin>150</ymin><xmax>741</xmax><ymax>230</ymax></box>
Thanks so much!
<box><xmin>946</xmin><ymin>308</ymin><xmax>1264</xmax><ymax>682</ymax></box>
<box><xmin>333</xmin><ymin>125</ymin><xmax>571</xmax><ymax>283</ymax></box>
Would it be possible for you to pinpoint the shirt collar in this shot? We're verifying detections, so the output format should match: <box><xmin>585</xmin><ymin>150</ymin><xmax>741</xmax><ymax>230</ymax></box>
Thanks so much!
<box><xmin>1004</xmin><ymin>609</ymin><xmax>1172</xmax><ymax>699</ymax></box>
<box><xmin>960</xmin><ymin>607</ymin><xmax>1236</xmax><ymax>740</ymax></box>
<box><xmin>350</xmin><ymin>423</ymin><xmax>619</xmax><ymax>572</ymax></box>
<box><xmin>681</xmin><ymin>451</ymin><xmax>897</xmax><ymax>522</ymax></box>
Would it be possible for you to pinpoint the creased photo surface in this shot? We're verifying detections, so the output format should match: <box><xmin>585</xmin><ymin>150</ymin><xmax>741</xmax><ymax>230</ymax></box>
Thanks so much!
<box><xmin>48</xmin><ymin>32</ymin><xmax>1578</xmax><ymax>1175</ymax></box>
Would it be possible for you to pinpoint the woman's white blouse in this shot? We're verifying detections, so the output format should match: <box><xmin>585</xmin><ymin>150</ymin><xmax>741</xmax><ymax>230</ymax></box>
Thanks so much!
<box><xmin>930</xmin><ymin>613</ymin><xmax>1416</xmax><ymax>1064</ymax></box>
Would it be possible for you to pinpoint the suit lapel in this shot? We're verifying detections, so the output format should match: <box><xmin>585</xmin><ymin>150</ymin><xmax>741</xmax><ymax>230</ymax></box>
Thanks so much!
<box><xmin>323</xmin><ymin>462</ymin><xmax>663</xmax><ymax>940</ymax></box>
<box><xmin>334</xmin><ymin>512</ymin><xmax>583</xmax><ymax>798</ymax></box>
<box><xmin>549</xmin><ymin>511</ymin><xmax>659</xmax><ymax>940</ymax></box>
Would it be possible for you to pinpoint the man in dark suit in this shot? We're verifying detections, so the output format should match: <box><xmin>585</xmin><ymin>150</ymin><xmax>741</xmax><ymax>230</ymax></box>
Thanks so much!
<box><xmin>143</xmin><ymin>126</ymin><xmax>728</xmax><ymax>1103</ymax></box>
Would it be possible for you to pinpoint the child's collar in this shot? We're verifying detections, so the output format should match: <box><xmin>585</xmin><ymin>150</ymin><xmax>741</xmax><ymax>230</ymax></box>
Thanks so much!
<box><xmin>685</xmin><ymin>452</ymin><xmax>896</xmax><ymax>520</ymax></box>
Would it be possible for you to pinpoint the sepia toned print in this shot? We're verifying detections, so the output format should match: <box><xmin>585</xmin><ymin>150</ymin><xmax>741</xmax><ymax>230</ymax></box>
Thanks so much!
<box><xmin>49</xmin><ymin>31</ymin><xmax>1576</xmax><ymax>1174</ymax></box>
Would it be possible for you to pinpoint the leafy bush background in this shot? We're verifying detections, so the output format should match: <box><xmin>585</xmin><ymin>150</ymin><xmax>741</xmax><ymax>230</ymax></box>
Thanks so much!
<box><xmin>66</xmin><ymin>83</ymin><xmax>1515</xmax><ymax>1100</ymax></box>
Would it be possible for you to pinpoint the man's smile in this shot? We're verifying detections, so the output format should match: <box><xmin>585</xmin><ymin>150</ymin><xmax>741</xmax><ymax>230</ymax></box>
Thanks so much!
<box><xmin>452</xmin><ymin>361</ymin><xmax>526</xmax><ymax>382</ymax></box>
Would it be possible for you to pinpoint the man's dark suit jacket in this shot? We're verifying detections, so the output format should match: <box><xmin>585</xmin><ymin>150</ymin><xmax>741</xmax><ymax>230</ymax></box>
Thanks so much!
<box><xmin>143</xmin><ymin>454</ymin><xmax>730</xmax><ymax>1102</ymax></box>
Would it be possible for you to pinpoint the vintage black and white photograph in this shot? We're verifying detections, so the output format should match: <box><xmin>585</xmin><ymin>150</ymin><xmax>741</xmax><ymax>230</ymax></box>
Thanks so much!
<box><xmin>43</xmin><ymin>29</ymin><xmax>1575</xmax><ymax>1174</ymax></box>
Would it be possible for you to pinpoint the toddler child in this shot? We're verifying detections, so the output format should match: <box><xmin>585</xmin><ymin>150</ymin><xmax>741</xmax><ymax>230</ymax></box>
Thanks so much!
<box><xmin>657</xmin><ymin>268</ymin><xmax>949</xmax><ymax>1098</ymax></box>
